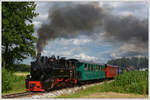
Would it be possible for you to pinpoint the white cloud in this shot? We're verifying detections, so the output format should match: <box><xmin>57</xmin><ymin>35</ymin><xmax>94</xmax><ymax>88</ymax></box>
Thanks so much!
<box><xmin>33</xmin><ymin>21</ymin><xmax>41</xmax><ymax>25</ymax></box>
<box><xmin>50</xmin><ymin>38</ymin><xmax>92</xmax><ymax>46</ymax></box>
<box><xmin>38</xmin><ymin>14</ymin><xmax>48</xmax><ymax>21</ymax></box>
<box><xmin>74</xmin><ymin>53</ymin><xmax>98</xmax><ymax>61</ymax></box>
<box><xmin>119</xmin><ymin>11</ymin><xmax>133</xmax><ymax>16</ymax></box>
<box><xmin>108</xmin><ymin>2</ymin><xmax>122</xmax><ymax>8</ymax></box>
<box><xmin>72</xmin><ymin>38</ymin><xmax>91</xmax><ymax>45</ymax></box>
<box><xmin>42</xmin><ymin>50</ymin><xmax>48</xmax><ymax>56</ymax></box>
<box><xmin>33</xmin><ymin>21</ymin><xmax>41</xmax><ymax>29</ymax></box>
<box><xmin>58</xmin><ymin>48</ymin><xmax>75</xmax><ymax>56</ymax></box>
<box><xmin>111</xmin><ymin>52</ymin><xmax>122</xmax><ymax>59</ymax></box>
<box><xmin>119</xmin><ymin>43</ymin><xmax>145</xmax><ymax>53</ymax></box>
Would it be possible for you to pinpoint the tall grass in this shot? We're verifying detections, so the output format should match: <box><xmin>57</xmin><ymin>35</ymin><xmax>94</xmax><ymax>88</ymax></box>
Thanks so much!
<box><xmin>57</xmin><ymin>71</ymin><xmax>148</xmax><ymax>98</ymax></box>
<box><xmin>109</xmin><ymin>71</ymin><xmax>148</xmax><ymax>94</ymax></box>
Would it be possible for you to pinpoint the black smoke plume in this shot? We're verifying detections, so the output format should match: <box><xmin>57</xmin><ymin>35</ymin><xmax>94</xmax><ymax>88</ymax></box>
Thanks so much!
<box><xmin>37</xmin><ymin>3</ymin><xmax>106</xmax><ymax>53</ymax></box>
<box><xmin>37</xmin><ymin>2</ymin><xmax>148</xmax><ymax>56</ymax></box>
<box><xmin>104</xmin><ymin>15</ymin><xmax>148</xmax><ymax>44</ymax></box>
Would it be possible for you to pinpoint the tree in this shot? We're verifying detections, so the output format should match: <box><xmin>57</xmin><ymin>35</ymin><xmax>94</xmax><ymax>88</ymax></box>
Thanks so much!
<box><xmin>107</xmin><ymin>57</ymin><xmax>148</xmax><ymax>69</ymax></box>
<box><xmin>2</xmin><ymin>2</ymin><xmax>38</xmax><ymax>69</ymax></box>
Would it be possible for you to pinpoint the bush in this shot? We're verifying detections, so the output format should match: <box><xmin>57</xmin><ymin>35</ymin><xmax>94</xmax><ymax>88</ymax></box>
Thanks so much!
<box><xmin>2</xmin><ymin>68</ymin><xmax>26</xmax><ymax>93</ymax></box>
<box><xmin>2</xmin><ymin>68</ymin><xmax>14</xmax><ymax>92</ymax></box>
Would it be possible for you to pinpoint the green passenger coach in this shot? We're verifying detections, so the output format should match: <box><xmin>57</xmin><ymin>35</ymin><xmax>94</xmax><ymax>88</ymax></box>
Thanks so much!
<box><xmin>76</xmin><ymin>62</ymin><xmax>106</xmax><ymax>81</ymax></box>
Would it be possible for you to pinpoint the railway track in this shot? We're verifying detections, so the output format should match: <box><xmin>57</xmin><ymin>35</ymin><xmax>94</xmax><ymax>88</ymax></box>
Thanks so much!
<box><xmin>30</xmin><ymin>80</ymin><xmax>114</xmax><ymax>99</ymax></box>
<box><xmin>2</xmin><ymin>92</ymin><xmax>38</xmax><ymax>98</ymax></box>
<box><xmin>2</xmin><ymin>79</ymin><xmax>113</xmax><ymax>98</ymax></box>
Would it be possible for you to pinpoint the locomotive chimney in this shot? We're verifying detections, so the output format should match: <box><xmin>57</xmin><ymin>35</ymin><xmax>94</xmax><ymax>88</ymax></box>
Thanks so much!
<box><xmin>57</xmin><ymin>56</ymin><xmax>59</xmax><ymax>60</ymax></box>
<box><xmin>57</xmin><ymin>56</ymin><xmax>59</xmax><ymax>64</ymax></box>
<box><xmin>36</xmin><ymin>53</ymin><xmax>41</xmax><ymax>62</ymax></box>
<box><xmin>37</xmin><ymin>53</ymin><xmax>41</xmax><ymax>58</ymax></box>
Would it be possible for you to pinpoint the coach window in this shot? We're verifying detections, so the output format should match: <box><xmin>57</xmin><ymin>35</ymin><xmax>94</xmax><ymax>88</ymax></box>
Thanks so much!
<box><xmin>96</xmin><ymin>65</ymin><xmax>98</xmax><ymax>72</ymax></box>
<box><xmin>88</xmin><ymin>64</ymin><xmax>90</xmax><ymax>71</ymax></box>
<box><xmin>100</xmin><ymin>65</ymin><xmax>102</xmax><ymax>71</ymax></box>
<box><xmin>96</xmin><ymin>65</ymin><xmax>98</xmax><ymax>71</ymax></box>
<box><xmin>89</xmin><ymin>64</ymin><xmax>92</xmax><ymax>72</ymax></box>
<box><xmin>85</xmin><ymin>64</ymin><xmax>88</xmax><ymax>71</ymax></box>
<box><xmin>92</xmin><ymin>65</ymin><xmax>94</xmax><ymax>72</ymax></box>
<box><xmin>93</xmin><ymin>65</ymin><xmax>94</xmax><ymax>72</ymax></box>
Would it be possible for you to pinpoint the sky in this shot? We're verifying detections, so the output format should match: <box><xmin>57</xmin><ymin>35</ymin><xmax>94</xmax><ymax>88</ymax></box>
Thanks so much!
<box><xmin>23</xmin><ymin>1</ymin><xmax>148</xmax><ymax>65</ymax></box>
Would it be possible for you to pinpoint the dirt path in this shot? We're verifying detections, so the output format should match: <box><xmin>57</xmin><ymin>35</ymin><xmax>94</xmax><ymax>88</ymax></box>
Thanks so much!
<box><xmin>81</xmin><ymin>92</ymin><xmax>148</xmax><ymax>98</ymax></box>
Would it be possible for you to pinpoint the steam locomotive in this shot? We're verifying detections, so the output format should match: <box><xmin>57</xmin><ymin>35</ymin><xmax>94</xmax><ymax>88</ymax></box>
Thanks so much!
<box><xmin>26</xmin><ymin>53</ymin><xmax>122</xmax><ymax>92</ymax></box>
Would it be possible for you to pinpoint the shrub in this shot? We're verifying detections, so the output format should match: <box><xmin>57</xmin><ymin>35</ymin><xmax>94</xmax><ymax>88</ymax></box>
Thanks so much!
<box><xmin>2</xmin><ymin>68</ymin><xmax>14</xmax><ymax>92</ymax></box>
<box><xmin>2</xmin><ymin>68</ymin><xmax>27</xmax><ymax>93</ymax></box>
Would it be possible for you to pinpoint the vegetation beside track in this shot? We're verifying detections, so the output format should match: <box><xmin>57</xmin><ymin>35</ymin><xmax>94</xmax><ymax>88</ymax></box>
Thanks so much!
<box><xmin>14</xmin><ymin>72</ymin><xmax>29</xmax><ymax>77</ymax></box>
<box><xmin>2</xmin><ymin>67</ymin><xmax>29</xmax><ymax>95</ymax></box>
<box><xmin>56</xmin><ymin>71</ymin><xmax>148</xmax><ymax>98</ymax></box>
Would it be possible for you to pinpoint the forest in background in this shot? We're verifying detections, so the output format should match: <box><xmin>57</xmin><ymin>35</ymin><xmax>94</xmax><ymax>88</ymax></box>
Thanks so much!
<box><xmin>107</xmin><ymin>57</ymin><xmax>148</xmax><ymax>70</ymax></box>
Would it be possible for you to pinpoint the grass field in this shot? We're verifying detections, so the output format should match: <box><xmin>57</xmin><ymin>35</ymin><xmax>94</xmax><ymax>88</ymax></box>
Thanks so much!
<box><xmin>14</xmin><ymin>72</ymin><xmax>29</xmax><ymax>76</ymax></box>
<box><xmin>56</xmin><ymin>71</ymin><xmax>148</xmax><ymax>98</ymax></box>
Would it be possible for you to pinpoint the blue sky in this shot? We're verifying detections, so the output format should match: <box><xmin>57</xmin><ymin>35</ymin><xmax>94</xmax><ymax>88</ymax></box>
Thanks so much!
<box><xmin>23</xmin><ymin>1</ymin><xmax>148</xmax><ymax>65</ymax></box>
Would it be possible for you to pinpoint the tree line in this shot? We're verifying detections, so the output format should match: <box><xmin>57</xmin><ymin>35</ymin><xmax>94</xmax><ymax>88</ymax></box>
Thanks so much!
<box><xmin>107</xmin><ymin>57</ymin><xmax>148</xmax><ymax>69</ymax></box>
